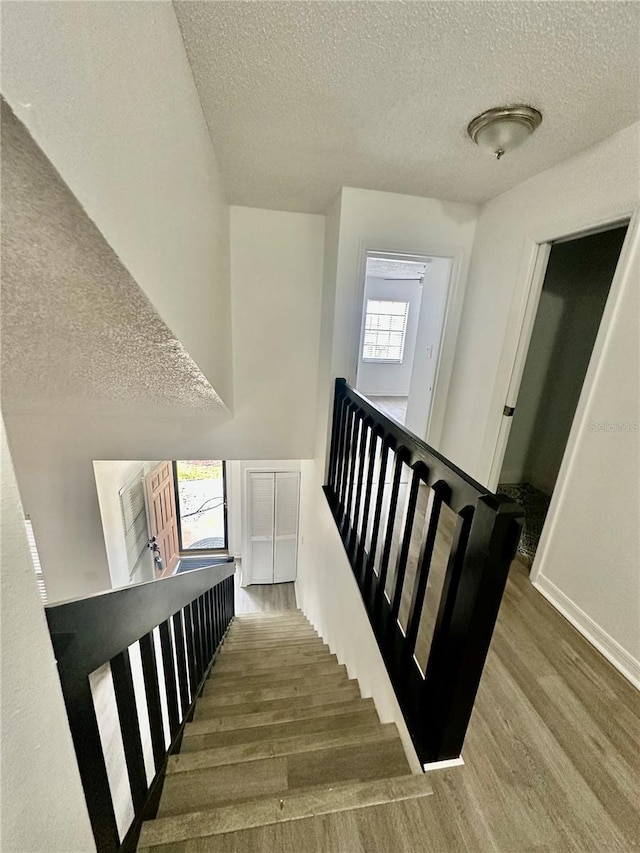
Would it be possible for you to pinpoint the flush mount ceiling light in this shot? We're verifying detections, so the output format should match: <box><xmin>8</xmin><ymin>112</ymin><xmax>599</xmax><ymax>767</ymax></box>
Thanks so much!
<box><xmin>467</xmin><ymin>105</ymin><xmax>542</xmax><ymax>160</ymax></box>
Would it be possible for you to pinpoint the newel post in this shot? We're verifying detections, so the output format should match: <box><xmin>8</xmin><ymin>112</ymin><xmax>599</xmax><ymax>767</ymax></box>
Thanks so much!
<box><xmin>422</xmin><ymin>494</ymin><xmax>523</xmax><ymax>761</ymax></box>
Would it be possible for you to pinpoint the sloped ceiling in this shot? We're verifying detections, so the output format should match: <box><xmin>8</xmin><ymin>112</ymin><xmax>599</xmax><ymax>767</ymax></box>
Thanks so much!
<box><xmin>1</xmin><ymin>100</ymin><xmax>228</xmax><ymax>419</ymax></box>
<box><xmin>174</xmin><ymin>0</ymin><xmax>640</xmax><ymax>212</ymax></box>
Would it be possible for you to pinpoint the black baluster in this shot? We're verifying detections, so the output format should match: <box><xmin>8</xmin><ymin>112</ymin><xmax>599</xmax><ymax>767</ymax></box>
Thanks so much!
<box><xmin>172</xmin><ymin>610</ymin><xmax>190</xmax><ymax>714</ymax></box>
<box><xmin>353</xmin><ymin>426</ymin><xmax>379</xmax><ymax>583</ymax></box>
<box><xmin>404</xmin><ymin>483</ymin><xmax>448</xmax><ymax>658</ymax></box>
<box><xmin>342</xmin><ymin>411</ymin><xmax>363</xmax><ymax>538</ymax></box>
<box><xmin>374</xmin><ymin>449</ymin><xmax>406</xmax><ymax>614</ymax></box>
<box><xmin>388</xmin><ymin>466</ymin><xmax>423</xmax><ymax>631</ymax></box>
<box><xmin>362</xmin><ymin>436</ymin><xmax>391</xmax><ymax>600</ymax></box>
<box><xmin>110</xmin><ymin>648</ymin><xmax>148</xmax><ymax>813</ymax></box>
<box><xmin>139</xmin><ymin>631</ymin><xmax>165</xmax><ymax>770</ymax></box>
<box><xmin>158</xmin><ymin>620</ymin><xmax>180</xmax><ymax>737</ymax></box>
<box><xmin>348</xmin><ymin>418</ymin><xmax>371</xmax><ymax>558</ymax></box>
<box><xmin>184</xmin><ymin>603</ymin><xmax>197</xmax><ymax>700</ymax></box>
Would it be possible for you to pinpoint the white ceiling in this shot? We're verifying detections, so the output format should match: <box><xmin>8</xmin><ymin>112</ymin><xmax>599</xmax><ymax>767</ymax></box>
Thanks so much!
<box><xmin>1</xmin><ymin>99</ymin><xmax>227</xmax><ymax>418</ymax></box>
<box><xmin>174</xmin><ymin>1</ymin><xmax>640</xmax><ymax>213</ymax></box>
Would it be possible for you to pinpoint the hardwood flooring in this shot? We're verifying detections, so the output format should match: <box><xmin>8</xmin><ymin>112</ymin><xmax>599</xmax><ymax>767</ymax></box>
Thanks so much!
<box><xmin>364</xmin><ymin>395</ymin><xmax>408</xmax><ymax>424</ymax></box>
<box><xmin>233</xmin><ymin>572</ymin><xmax>297</xmax><ymax>614</ymax></box>
<box><xmin>239</xmin><ymin>562</ymin><xmax>640</xmax><ymax>851</ymax></box>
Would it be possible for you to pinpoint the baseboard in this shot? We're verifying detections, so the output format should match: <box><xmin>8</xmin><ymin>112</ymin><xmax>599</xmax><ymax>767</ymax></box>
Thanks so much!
<box><xmin>534</xmin><ymin>574</ymin><xmax>640</xmax><ymax>689</ymax></box>
<box><xmin>423</xmin><ymin>756</ymin><xmax>465</xmax><ymax>773</ymax></box>
<box><xmin>359</xmin><ymin>391</ymin><xmax>409</xmax><ymax>398</ymax></box>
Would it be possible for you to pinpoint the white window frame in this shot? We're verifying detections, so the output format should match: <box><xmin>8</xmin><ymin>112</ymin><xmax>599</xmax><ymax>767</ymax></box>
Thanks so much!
<box><xmin>361</xmin><ymin>298</ymin><xmax>410</xmax><ymax>364</ymax></box>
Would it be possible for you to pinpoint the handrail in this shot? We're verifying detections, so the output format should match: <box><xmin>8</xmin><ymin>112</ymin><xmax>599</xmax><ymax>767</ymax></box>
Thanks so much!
<box><xmin>325</xmin><ymin>379</ymin><xmax>523</xmax><ymax>765</ymax></box>
<box><xmin>46</xmin><ymin>561</ymin><xmax>235</xmax><ymax>852</ymax></box>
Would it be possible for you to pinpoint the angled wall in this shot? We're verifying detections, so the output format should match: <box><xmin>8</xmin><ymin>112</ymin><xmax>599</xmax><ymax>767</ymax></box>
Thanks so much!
<box><xmin>1</xmin><ymin>0</ymin><xmax>233</xmax><ymax>403</ymax></box>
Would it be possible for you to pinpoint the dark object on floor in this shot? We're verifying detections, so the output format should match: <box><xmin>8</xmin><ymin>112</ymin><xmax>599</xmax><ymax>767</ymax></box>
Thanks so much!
<box><xmin>498</xmin><ymin>482</ymin><xmax>551</xmax><ymax>563</ymax></box>
<box><xmin>177</xmin><ymin>556</ymin><xmax>233</xmax><ymax>574</ymax></box>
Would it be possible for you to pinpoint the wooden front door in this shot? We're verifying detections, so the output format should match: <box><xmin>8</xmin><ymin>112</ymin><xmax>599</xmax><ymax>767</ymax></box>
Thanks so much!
<box><xmin>145</xmin><ymin>462</ymin><xmax>179</xmax><ymax>577</ymax></box>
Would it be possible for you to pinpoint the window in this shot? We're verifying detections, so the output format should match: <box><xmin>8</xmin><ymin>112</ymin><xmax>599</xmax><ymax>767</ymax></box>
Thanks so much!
<box><xmin>25</xmin><ymin>517</ymin><xmax>47</xmax><ymax>604</ymax></box>
<box><xmin>362</xmin><ymin>299</ymin><xmax>410</xmax><ymax>363</ymax></box>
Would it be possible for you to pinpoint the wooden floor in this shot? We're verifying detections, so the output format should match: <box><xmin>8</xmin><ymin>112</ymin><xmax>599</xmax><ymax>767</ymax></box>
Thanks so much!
<box><xmin>365</xmin><ymin>395</ymin><xmax>408</xmax><ymax>424</ymax></box>
<box><xmin>234</xmin><ymin>573</ymin><xmax>297</xmax><ymax>614</ymax></box>
<box><xmin>237</xmin><ymin>564</ymin><xmax>640</xmax><ymax>851</ymax></box>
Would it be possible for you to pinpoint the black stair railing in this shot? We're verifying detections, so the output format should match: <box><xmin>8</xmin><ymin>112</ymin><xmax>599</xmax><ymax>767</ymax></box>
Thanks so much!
<box><xmin>325</xmin><ymin>379</ymin><xmax>523</xmax><ymax>765</ymax></box>
<box><xmin>45</xmin><ymin>561</ymin><xmax>235</xmax><ymax>853</ymax></box>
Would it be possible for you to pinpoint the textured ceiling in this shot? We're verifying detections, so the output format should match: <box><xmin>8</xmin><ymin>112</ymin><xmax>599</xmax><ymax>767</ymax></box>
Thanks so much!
<box><xmin>1</xmin><ymin>100</ymin><xmax>227</xmax><ymax>418</ymax></box>
<box><xmin>174</xmin><ymin>1</ymin><xmax>640</xmax><ymax>213</ymax></box>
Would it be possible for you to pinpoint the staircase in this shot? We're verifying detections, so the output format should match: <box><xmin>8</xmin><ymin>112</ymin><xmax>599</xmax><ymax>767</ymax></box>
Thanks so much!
<box><xmin>137</xmin><ymin>610</ymin><xmax>433</xmax><ymax>851</ymax></box>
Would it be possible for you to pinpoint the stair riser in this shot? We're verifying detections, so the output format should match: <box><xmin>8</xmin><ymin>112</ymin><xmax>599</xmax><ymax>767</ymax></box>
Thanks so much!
<box><xmin>167</xmin><ymin>723</ymin><xmax>400</xmax><ymax>774</ymax></box>
<box><xmin>201</xmin><ymin>673</ymin><xmax>351</xmax><ymax>705</ymax></box>
<box><xmin>207</xmin><ymin>663</ymin><xmax>347</xmax><ymax>689</ymax></box>
<box><xmin>194</xmin><ymin>686</ymin><xmax>361</xmax><ymax>720</ymax></box>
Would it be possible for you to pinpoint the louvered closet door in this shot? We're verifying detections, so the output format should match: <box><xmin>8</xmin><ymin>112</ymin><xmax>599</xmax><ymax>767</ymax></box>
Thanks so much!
<box><xmin>248</xmin><ymin>472</ymin><xmax>276</xmax><ymax>584</ymax></box>
<box><xmin>274</xmin><ymin>472</ymin><xmax>299</xmax><ymax>583</ymax></box>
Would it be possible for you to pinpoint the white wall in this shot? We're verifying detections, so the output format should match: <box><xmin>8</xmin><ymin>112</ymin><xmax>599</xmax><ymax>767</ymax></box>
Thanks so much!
<box><xmin>404</xmin><ymin>256</ymin><xmax>453</xmax><ymax>439</ymax></box>
<box><xmin>314</xmin><ymin>194</ymin><xmax>342</xmax><ymax>468</ymax></box>
<box><xmin>0</xmin><ymin>419</ymin><xmax>95</xmax><ymax>852</ymax></box>
<box><xmin>356</xmin><ymin>277</ymin><xmax>422</xmax><ymax>397</ymax></box>
<box><xmin>440</xmin><ymin>122</ymin><xmax>640</xmax><ymax>684</ymax></box>
<box><xmin>226</xmin><ymin>207</ymin><xmax>325</xmax><ymax>458</ymax></box>
<box><xmin>327</xmin><ymin>188</ymin><xmax>478</xmax><ymax>454</ymax></box>
<box><xmin>1</xmin><ymin>1</ymin><xmax>233</xmax><ymax>403</ymax></box>
<box><xmin>296</xmin><ymin>460</ymin><xmax>422</xmax><ymax>774</ymax></box>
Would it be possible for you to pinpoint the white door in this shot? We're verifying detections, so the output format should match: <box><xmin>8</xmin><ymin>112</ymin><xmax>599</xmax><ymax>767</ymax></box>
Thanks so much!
<box><xmin>274</xmin><ymin>472</ymin><xmax>300</xmax><ymax>583</ymax></box>
<box><xmin>247</xmin><ymin>471</ymin><xmax>300</xmax><ymax>584</ymax></box>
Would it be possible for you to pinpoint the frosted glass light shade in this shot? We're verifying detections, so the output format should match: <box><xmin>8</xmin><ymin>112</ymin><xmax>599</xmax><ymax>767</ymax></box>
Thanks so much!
<box><xmin>467</xmin><ymin>106</ymin><xmax>542</xmax><ymax>159</ymax></box>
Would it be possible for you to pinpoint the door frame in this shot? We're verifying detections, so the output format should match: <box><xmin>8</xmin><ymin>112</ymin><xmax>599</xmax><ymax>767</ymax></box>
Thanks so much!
<box><xmin>483</xmin><ymin>206</ymin><xmax>638</xmax><ymax>580</ymax></box>
<box><xmin>172</xmin><ymin>461</ymin><xmax>229</xmax><ymax>555</ymax></box>
<box><xmin>355</xmin><ymin>248</ymin><xmax>455</xmax><ymax>445</ymax></box>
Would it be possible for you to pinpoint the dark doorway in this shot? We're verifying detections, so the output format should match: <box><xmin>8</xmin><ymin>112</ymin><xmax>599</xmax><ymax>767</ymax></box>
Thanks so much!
<box><xmin>499</xmin><ymin>225</ymin><xmax>628</xmax><ymax>564</ymax></box>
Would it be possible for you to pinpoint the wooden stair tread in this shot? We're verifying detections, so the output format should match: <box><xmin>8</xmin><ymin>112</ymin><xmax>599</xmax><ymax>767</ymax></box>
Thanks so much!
<box><xmin>167</xmin><ymin>722</ymin><xmax>400</xmax><ymax>773</ymax></box>
<box><xmin>221</xmin><ymin>635</ymin><xmax>323</xmax><ymax>650</ymax></box>
<box><xmin>138</xmin><ymin>774</ymin><xmax>433</xmax><ymax>849</ymax></box>
<box><xmin>157</xmin><ymin>737</ymin><xmax>410</xmax><ymax>818</ymax></box>
<box><xmin>213</xmin><ymin>649</ymin><xmax>334</xmax><ymax>673</ymax></box>
<box><xmin>179</xmin><ymin>707</ymin><xmax>381</xmax><ymax>752</ymax></box>
<box><xmin>185</xmin><ymin>697</ymin><xmax>375</xmax><ymax>733</ymax></box>
<box><xmin>202</xmin><ymin>672</ymin><xmax>351</xmax><ymax>705</ymax></box>
<box><xmin>194</xmin><ymin>685</ymin><xmax>360</xmax><ymax>720</ymax></box>
<box><xmin>207</xmin><ymin>661</ymin><xmax>346</xmax><ymax>688</ymax></box>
